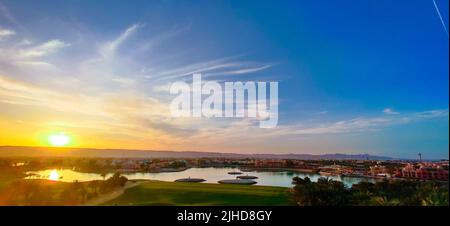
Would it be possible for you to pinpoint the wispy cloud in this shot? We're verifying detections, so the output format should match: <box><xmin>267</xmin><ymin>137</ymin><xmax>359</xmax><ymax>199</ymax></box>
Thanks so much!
<box><xmin>214</xmin><ymin>64</ymin><xmax>275</xmax><ymax>75</ymax></box>
<box><xmin>100</xmin><ymin>23</ymin><xmax>144</xmax><ymax>58</ymax></box>
<box><xmin>0</xmin><ymin>37</ymin><xmax>70</xmax><ymax>73</ymax></box>
<box><xmin>414</xmin><ymin>109</ymin><xmax>449</xmax><ymax>118</ymax></box>
<box><xmin>267</xmin><ymin>109</ymin><xmax>449</xmax><ymax>136</ymax></box>
<box><xmin>146</xmin><ymin>60</ymin><xmax>275</xmax><ymax>82</ymax></box>
<box><xmin>287</xmin><ymin>117</ymin><xmax>393</xmax><ymax>135</ymax></box>
<box><xmin>138</xmin><ymin>24</ymin><xmax>191</xmax><ymax>52</ymax></box>
<box><xmin>0</xmin><ymin>2</ymin><xmax>20</xmax><ymax>27</ymax></box>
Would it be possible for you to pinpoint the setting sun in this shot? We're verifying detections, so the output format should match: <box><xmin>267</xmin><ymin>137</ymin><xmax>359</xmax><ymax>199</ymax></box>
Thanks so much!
<box><xmin>48</xmin><ymin>133</ymin><xmax>70</xmax><ymax>147</ymax></box>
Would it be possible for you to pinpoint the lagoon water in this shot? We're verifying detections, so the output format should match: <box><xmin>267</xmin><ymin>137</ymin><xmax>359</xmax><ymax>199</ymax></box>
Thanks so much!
<box><xmin>26</xmin><ymin>167</ymin><xmax>378</xmax><ymax>188</ymax></box>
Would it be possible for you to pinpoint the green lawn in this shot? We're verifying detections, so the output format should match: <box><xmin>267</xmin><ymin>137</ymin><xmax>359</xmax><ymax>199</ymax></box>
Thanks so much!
<box><xmin>103</xmin><ymin>181</ymin><xmax>295</xmax><ymax>206</ymax></box>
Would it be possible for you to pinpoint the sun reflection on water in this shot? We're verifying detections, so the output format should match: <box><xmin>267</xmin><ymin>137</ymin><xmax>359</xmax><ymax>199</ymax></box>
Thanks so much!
<box><xmin>48</xmin><ymin>170</ymin><xmax>60</xmax><ymax>181</ymax></box>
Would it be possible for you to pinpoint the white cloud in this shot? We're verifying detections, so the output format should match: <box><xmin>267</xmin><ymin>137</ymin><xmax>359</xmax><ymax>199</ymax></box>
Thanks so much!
<box><xmin>383</xmin><ymin>108</ymin><xmax>399</xmax><ymax>115</ymax></box>
<box><xmin>0</xmin><ymin>28</ymin><xmax>15</xmax><ymax>39</ymax></box>
<box><xmin>18</xmin><ymin>39</ymin><xmax>71</xmax><ymax>58</ymax></box>
<box><xmin>415</xmin><ymin>109</ymin><xmax>449</xmax><ymax>118</ymax></box>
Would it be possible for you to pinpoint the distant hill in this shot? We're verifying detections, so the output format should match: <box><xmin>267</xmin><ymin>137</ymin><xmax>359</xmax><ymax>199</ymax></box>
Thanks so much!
<box><xmin>0</xmin><ymin>146</ymin><xmax>396</xmax><ymax>160</ymax></box>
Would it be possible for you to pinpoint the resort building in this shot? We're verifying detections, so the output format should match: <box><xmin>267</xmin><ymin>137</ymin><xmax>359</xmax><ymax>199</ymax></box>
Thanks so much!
<box><xmin>401</xmin><ymin>163</ymin><xmax>449</xmax><ymax>181</ymax></box>
<box><xmin>318</xmin><ymin>164</ymin><xmax>351</xmax><ymax>175</ymax></box>
<box><xmin>369</xmin><ymin>165</ymin><xmax>389</xmax><ymax>177</ymax></box>
<box><xmin>254</xmin><ymin>159</ymin><xmax>287</xmax><ymax>168</ymax></box>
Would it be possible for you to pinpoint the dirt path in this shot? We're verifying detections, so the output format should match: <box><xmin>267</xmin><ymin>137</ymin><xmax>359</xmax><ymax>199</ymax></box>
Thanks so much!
<box><xmin>83</xmin><ymin>181</ymin><xmax>143</xmax><ymax>206</ymax></box>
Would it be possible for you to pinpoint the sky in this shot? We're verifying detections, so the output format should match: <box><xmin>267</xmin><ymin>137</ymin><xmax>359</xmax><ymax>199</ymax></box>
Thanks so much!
<box><xmin>0</xmin><ymin>0</ymin><xmax>448</xmax><ymax>159</ymax></box>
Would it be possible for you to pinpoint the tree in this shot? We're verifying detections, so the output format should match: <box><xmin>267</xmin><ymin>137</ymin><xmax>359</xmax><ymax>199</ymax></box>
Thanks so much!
<box><xmin>292</xmin><ymin>177</ymin><xmax>350</xmax><ymax>206</ymax></box>
<box><xmin>292</xmin><ymin>177</ymin><xmax>448</xmax><ymax>206</ymax></box>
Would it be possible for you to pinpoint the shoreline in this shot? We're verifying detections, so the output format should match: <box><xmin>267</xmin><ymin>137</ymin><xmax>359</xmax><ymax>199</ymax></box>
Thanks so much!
<box><xmin>25</xmin><ymin>166</ymin><xmax>190</xmax><ymax>175</ymax></box>
<box><xmin>242</xmin><ymin>167</ymin><xmax>319</xmax><ymax>174</ymax></box>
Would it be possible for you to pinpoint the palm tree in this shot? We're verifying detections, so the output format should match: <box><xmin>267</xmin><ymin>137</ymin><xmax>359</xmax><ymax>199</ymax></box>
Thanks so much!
<box><xmin>370</xmin><ymin>196</ymin><xmax>401</xmax><ymax>206</ymax></box>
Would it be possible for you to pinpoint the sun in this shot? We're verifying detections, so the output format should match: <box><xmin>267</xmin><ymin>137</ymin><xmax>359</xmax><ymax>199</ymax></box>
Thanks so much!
<box><xmin>48</xmin><ymin>133</ymin><xmax>70</xmax><ymax>147</ymax></box>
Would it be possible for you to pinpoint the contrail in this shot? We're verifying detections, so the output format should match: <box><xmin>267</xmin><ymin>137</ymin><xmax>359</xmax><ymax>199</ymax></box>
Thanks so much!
<box><xmin>432</xmin><ymin>0</ymin><xmax>449</xmax><ymax>37</ymax></box>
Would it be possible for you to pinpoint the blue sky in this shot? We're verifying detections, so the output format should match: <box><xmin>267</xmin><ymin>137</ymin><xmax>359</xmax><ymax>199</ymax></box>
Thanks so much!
<box><xmin>0</xmin><ymin>0</ymin><xmax>448</xmax><ymax>159</ymax></box>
